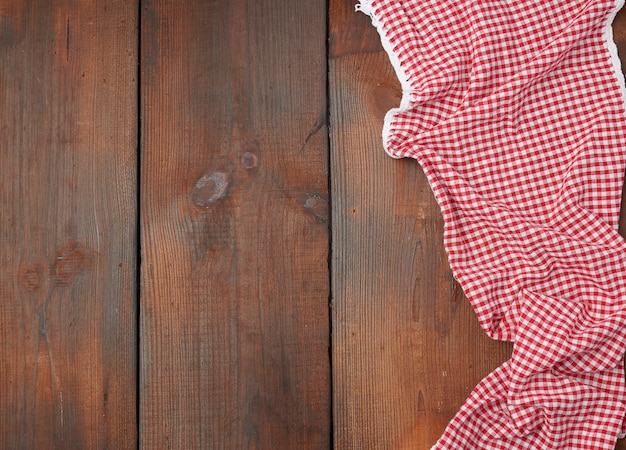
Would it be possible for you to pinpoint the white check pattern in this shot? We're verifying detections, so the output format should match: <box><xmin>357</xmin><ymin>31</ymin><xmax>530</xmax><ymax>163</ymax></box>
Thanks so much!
<box><xmin>357</xmin><ymin>0</ymin><xmax>626</xmax><ymax>448</ymax></box>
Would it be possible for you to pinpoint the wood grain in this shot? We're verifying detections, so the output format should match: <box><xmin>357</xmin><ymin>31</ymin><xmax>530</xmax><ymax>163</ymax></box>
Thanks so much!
<box><xmin>329</xmin><ymin>1</ymin><xmax>513</xmax><ymax>447</ymax></box>
<box><xmin>0</xmin><ymin>1</ymin><xmax>138</xmax><ymax>448</ymax></box>
<box><xmin>3</xmin><ymin>2</ymin><xmax>626</xmax><ymax>448</ymax></box>
<box><xmin>139</xmin><ymin>1</ymin><xmax>331</xmax><ymax>448</ymax></box>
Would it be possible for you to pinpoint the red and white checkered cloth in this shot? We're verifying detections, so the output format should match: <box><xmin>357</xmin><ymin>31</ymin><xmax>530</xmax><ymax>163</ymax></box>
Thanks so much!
<box><xmin>357</xmin><ymin>0</ymin><xmax>626</xmax><ymax>448</ymax></box>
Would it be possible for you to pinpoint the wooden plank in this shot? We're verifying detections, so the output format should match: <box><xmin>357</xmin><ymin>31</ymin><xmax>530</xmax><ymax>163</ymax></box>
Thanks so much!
<box><xmin>329</xmin><ymin>1</ymin><xmax>514</xmax><ymax>448</ymax></box>
<box><xmin>0</xmin><ymin>1</ymin><xmax>138</xmax><ymax>448</ymax></box>
<box><xmin>139</xmin><ymin>1</ymin><xmax>330</xmax><ymax>448</ymax></box>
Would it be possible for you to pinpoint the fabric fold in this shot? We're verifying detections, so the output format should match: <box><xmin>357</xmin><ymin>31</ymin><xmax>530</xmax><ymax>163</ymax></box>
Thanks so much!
<box><xmin>357</xmin><ymin>0</ymin><xmax>626</xmax><ymax>448</ymax></box>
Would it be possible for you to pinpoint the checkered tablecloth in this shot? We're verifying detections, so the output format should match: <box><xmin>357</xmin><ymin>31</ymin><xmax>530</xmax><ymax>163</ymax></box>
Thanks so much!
<box><xmin>357</xmin><ymin>0</ymin><xmax>626</xmax><ymax>448</ymax></box>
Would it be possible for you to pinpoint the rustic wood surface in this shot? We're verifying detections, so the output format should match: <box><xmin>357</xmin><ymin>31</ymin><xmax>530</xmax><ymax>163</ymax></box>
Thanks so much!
<box><xmin>329</xmin><ymin>1</ymin><xmax>512</xmax><ymax>448</ymax></box>
<box><xmin>139</xmin><ymin>0</ymin><xmax>331</xmax><ymax>448</ymax></box>
<box><xmin>2</xmin><ymin>0</ymin><xmax>626</xmax><ymax>448</ymax></box>
<box><xmin>0</xmin><ymin>0</ymin><xmax>138</xmax><ymax>448</ymax></box>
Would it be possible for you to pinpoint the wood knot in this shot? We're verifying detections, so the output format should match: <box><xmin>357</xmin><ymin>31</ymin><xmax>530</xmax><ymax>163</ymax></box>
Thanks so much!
<box><xmin>303</xmin><ymin>192</ymin><xmax>329</xmax><ymax>223</ymax></box>
<box><xmin>240</xmin><ymin>151</ymin><xmax>259</xmax><ymax>170</ymax></box>
<box><xmin>51</xmin><ymin>242</ymin><xmax>94</xmax><ymax>285</ymax></box>
<box><xmin>191</xmin><ymin>171</ymin><xmax>229</xmax><ymax>207</ymax></box>
<box><xmin>18</xmin><ymin>264</ymin><xmax>44</xmax><ymax>291</ymax></box>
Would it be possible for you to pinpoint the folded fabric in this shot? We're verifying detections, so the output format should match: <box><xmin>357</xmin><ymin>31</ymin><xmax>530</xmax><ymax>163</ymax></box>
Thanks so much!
<box><xmin>357</xmin><ymin>0</ymin><xmax>626</xmax><ymax>448</ymax></box>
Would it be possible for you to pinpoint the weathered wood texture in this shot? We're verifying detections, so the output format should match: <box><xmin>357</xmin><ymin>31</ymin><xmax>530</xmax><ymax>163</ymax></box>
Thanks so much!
<box><xmin>139</xmin><ymin>0</ymin><xmax>331</xmax><ymax>448</ymax></box>
<box><xmin>3</xmin><ymin>1</ymin><xmax>626</xmax><ymax>448</ymax></box>
<box><xmin>0</xmin><ymin>1</ymin><xmax>138</xmax><ymax>449</ymax></box>
<box><xmin>330</xmin><ymin>1</ymin><xmax>626</xmax><ymax>449</ymax></box>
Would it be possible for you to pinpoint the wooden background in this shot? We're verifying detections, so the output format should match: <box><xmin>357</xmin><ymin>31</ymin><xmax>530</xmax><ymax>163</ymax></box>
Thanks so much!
<box><xmin>1</xmin><ymin>0</ymin><xmax>626</xmax><ymax>448</ymax></box>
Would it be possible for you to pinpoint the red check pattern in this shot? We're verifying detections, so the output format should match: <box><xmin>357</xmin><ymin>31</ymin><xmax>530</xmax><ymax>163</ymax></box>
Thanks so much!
<box><xmin>357</xmin><ymin>0</ymin><xmax>626</xmax><ymax>448</ymax></box>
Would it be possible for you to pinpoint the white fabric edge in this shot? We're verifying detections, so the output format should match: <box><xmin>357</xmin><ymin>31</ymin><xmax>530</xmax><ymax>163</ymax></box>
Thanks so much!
<box><xmin>605</xmin><ymin>0</ymin><xmax>626</xmax><ymax>119</ymax></box>
<box><xmin>356</xmin><ymin>0</ymin><xmax>411</xmax><ymax>159</ymax></box>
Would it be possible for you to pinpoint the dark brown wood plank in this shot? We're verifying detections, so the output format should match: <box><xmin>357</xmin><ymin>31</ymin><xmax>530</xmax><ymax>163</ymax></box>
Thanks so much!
<box><xmin>0</xmin><ymin>1</ymin><xmax>138</xmax><ymax>448</ymax></box>
<box><xmin>139</xmin><ymin>1</ymin><xmax>330</xmax><ymax>448</ymax></box>
<box><xmin>329</xmin><ymin>1</ymin><xmax>514</xmax><ymax>448</ymax></box>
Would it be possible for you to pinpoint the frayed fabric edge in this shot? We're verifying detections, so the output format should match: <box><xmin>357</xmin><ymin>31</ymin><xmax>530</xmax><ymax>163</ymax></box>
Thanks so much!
<box><xmin>605</xmin><ymin>0</ymin><xmax>626</xmax><ymax>121</ymax></box>
<box><xmin>355</xmin><ymin>0</ymin><xmax>411</xmax><ymax>159</ymax></box>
